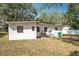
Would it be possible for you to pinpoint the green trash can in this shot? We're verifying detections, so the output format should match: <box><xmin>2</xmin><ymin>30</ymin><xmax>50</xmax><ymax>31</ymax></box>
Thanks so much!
<box><xmin>57</xmin><ymin>32</ymin><xmax>62</xmax><ymax>39</ymax></box>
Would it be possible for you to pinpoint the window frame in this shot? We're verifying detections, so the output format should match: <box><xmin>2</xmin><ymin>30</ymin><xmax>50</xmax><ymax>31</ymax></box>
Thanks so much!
<box><xmin>32</xmin><ymin>26</ymin><xmax>35</xmax><ymax>31</ymax></box>
<box><xmin>44</xmin><ymin>27</ymin><xmax>48</xmax><ymax>32</ymax></box>
<box><xmin>37</xmin><ymin>27</ymin><xmax>40</xmax><ymax>32</ymax></box>
<box><xmin>55</xmin><ymin>27</ymin><xmax>58</xmax><ymax>30</ymax></box>
<box><xmin>17</xmin><ymin>26</ymin><xmax>23</xmax><ymax>33</ymax></box>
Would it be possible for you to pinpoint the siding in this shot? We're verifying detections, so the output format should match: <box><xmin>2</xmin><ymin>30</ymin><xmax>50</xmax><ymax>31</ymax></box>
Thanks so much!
<box><xmin>62</xmin><ymin>27</ymin><xmax>79</xmax><ymax>35</ymax></box>
<box><xmin>8</xmin><ymin>23</ymin><xmax>37</xmax><ymax>40</ymax></box>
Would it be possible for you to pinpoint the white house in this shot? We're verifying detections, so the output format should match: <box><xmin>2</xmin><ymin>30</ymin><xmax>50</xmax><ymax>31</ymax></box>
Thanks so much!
<box><xmin>6</xmin><ymin>21</ymin><xmax>52</xmax><ymax>40</ymax></box>
<box><xmin>7</xmin><ymin>21</ymin><xmax>79</xmax><ymax>40</ymax></box>
<box><xmin>62</xmin><ymin>26</ymin><xmax>79</xmax><ymax>35</ymax></box>
<box><xmin>51</xmin><ymin>25</ymin><xmax>79</xmax><ymax>37</ymax></box>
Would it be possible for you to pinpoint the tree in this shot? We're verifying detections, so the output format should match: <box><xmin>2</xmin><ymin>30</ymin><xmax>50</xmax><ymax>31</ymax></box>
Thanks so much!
<box><xmin>37</xmin><ymin>13</ymin><xmax>49</xmax><ymax>24</ymax></box>
<box><xmin>0</xmin><ymin>3</ymin><xmax>37</xmax><ymax>21</ymax></box>
<box><xmin>37</xmin><ymin>12</ymin><xmax>66</xmax><ymax>26</ymax></box>
<box><xmin>48</xmin><ymin>12</ymin><xmax>66</xmax><ymax>26</ymax></box>
<box><xmin>66</xmin><ymin>4</ymin><xmax>79</xmax><ymax>29</ymax></box>
<box><xmin>37</xmin><ymin>3</ymin><xmax>63</xmax><ymax>14</ymax></box>
<box><xmin>36</xmin><ymin>3</ymin><xmax>66</xmax><ymax>25</ymax></box>
<box><xmin>41</xmin><ymin>3</ymin><xmax>63</xmax><ymax>9</ymax></box>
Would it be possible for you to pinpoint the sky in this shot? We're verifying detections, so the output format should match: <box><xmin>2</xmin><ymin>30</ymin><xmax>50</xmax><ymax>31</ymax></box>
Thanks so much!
<box><xmin>32</xmin><ymin>3</ymin><xmax>69</xmax><ymax>16</ymax></box>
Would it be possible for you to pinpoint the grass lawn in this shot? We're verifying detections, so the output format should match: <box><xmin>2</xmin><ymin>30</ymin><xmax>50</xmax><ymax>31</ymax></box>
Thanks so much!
<box><xmin>0</xmin><ymin>33</ymin><xmax>79</xmax><ymax>56</ymax></box>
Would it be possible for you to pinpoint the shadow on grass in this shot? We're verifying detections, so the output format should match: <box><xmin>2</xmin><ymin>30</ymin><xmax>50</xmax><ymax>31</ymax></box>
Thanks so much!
<box><xmin>62</xmin><ymin>37</ymin><xmax>79</xmax><ymax>46</ymax></box>
<box><xmin>0</xmin><ymin>32</ymin><xmax>7</xmax><ymax>37</ymax></box>
<box><xmin>69</xmin><ymin>51</ymin><xmax>79</xmax><ymax>56</ymax></box>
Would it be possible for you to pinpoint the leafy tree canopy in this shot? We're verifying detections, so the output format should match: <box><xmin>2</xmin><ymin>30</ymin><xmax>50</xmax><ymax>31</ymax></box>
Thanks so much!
<box><xmin>0</xmin><ymin>3</ymin><xmax>37</xmax><ymax>21</ymax></box>
<box><xmin>37</xmin><ymin>12</ymin><xmax>66</xmax><ymax>26</ymax></box>
<box><xmin>66</xmin><ymin>4</ymin><xmax>79</xmax><ymax>29</ymax></box>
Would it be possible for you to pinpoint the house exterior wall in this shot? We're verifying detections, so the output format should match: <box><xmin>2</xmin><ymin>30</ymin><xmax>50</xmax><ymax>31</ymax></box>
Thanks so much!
<box><xmin>62</xmin><ymin>26</ymin><xmax>70</xmax><ymax>34</ymax></box>
<box><xmin>36</xmin><ymin>24</ymin><xmax>50</xmax><ymax>37</ymax></box>
<box><xmin>51</xmin><ymin>30</ymin><xmax>61</xmax><ymax>37</ymax></box>
<box><xmin>8</xmin><ymin>22</ymin><xmax>37</xmax><ymax>40</ymax></box>
<box><xmin>51</xmin><ymin>25</ymin><xmax>62</xmax><ymax>37</ymax></box>
<box><xmin>51</xmin><ymin>26</ymin><xmax>79</xmax><ymax>38</ymax></box>
<box><xmin>62</xmin><ymin>26</ymin><xmax>79</xmax><ymax>35</ymax></box>
<box><xmin>40</xmin><ymin>24</ymin><xmax>50</xmax><ymax>36</ymax></box>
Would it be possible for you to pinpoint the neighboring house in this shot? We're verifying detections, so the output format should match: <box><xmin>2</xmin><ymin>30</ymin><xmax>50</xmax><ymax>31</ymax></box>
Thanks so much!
<box><xmin>51</xmin><ymin>24</ymin><xmax>79</xmax><ymax>37</ymax></box>
<box><xmin>6</xmin><ymin>21</ymin><xmax>52</xmax><ymax>40</ymax></box>
<box><xmin>62</xmin><ymin>25</ymin><xmax>79</xmax><ymax>35</ymax></box>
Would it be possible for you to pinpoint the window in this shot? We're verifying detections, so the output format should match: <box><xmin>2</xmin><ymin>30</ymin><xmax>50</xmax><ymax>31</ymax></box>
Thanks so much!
<box><xmin>32</xmin><ymin>26</ymin><xmax>35</xmax><ymax>31</ymax></box>
<box><xmin>37</xmin><ymin>27</ymin><xmax>40</xmax><ymax>32</ymax></box>
<box><xmin>55</xmin><ymin>27</ymin><xmax>58</xmax><ymax>30</ymax></box>
<box><xmin>44</xmin><ymin>27</ymin><xmax>48</xmax><ymax>32</ymax></box>
<box><xmin>17</xmin><ymin>26</ymin><xmax>23</xmax><ymax>33</ymax></box>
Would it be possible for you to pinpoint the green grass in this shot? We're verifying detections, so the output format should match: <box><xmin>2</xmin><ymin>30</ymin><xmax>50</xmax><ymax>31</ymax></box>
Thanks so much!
<box><xmin>0</xmin><ymin>32</ymin><xmax>7</xmax><ymax>37</ymax></box>
<box><xmin>0</xmin><ymin>33</ymin><xmax>79</xmax><ymax>56</ymax></box>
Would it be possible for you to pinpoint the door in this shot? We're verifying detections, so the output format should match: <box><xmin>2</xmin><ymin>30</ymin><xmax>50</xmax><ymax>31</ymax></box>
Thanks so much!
<box><xmin>37</xmin><ymin>27</ymin><xmax>41</xmax><ymax>38</ymax></box>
